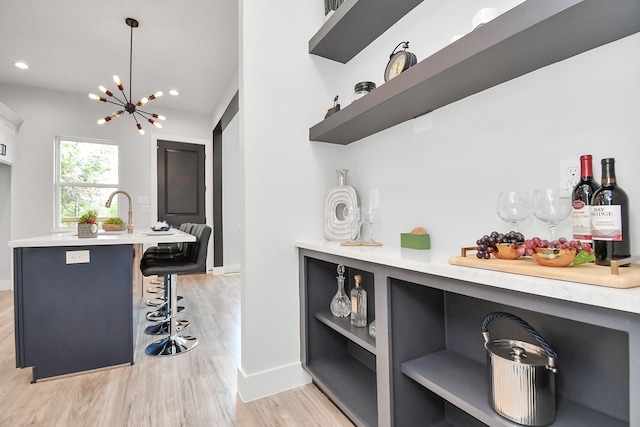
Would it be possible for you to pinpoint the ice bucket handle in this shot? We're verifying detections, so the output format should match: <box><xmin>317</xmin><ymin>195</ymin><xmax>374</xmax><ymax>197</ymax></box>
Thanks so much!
<box><xmin>482</xmin><ymin>312</ymin><xmax>557</xmax><ymax>369</ymax></box>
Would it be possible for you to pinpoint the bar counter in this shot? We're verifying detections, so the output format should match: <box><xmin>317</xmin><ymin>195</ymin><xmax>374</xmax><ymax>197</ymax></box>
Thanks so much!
<box><xmin>9</xmin><ymin>229</ymin><xmax>195</xmax><ymax>382</ymax></box>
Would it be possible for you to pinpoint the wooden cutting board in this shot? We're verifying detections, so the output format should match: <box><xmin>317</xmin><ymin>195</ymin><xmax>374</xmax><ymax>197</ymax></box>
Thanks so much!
<box><xmin>449</xmin><ymin>252</ymin><xmax>640</xmax><ymax>289</ymax></box>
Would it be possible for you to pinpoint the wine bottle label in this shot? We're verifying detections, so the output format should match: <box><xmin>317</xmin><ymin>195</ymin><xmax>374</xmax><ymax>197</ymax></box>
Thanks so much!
<box><xmin>571</xmin><ymin>201</ymin><xmax>592</xmax><ymax>241</ymax></box>
<box><xmin>590</xmin><ymin>205</ymin><xmax>623</xmax><ymax>241</ymax></box>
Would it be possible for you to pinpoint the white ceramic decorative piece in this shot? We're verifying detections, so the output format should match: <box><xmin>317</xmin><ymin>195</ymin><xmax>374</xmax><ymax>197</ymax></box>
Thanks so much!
<box><xmin>472</xmin><ymin>8</ymin><xmax>500</xmax><ymax>29</ymax></box>
<box><xmin>324</xmin><ymin>169</ymin><xmax>359</xmax><ymax>241</ymax></box>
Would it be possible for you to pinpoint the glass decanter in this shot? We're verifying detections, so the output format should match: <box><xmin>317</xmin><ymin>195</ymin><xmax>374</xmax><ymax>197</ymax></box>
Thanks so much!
<box><xmin>330</xmin><ymin>265</ymin><xmax>351</xmax><ymax>317</ymax></box>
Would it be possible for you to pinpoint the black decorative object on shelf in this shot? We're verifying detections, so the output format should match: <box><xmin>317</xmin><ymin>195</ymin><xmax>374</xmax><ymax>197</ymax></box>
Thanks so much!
<box><xmin>384</xmin><ymin>41</ymin><xmax>417</xmax><ymax>82</ymax></box>
<box><xmin>325</xmin><ymin>95</ymin><xmax>341</xmax><ymax>118</ymax></box>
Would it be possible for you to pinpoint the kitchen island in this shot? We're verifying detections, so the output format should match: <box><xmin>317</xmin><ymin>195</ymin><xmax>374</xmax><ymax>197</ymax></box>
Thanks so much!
<box><xmin>297</xmin><ymin>241</ymin><xmax>640</xmax><ymax>426</ymax></box>
<box><xmin>9</xmin><ymin>229</ymin><xmax>195</xmax><ymax>382</ymax></box>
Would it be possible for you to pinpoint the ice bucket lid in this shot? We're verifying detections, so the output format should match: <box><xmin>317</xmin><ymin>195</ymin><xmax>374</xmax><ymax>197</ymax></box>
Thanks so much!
<box><xmin>486</xmin><ymin>339</ymin><xmax>550</xmax><ymax>367</ymax></box>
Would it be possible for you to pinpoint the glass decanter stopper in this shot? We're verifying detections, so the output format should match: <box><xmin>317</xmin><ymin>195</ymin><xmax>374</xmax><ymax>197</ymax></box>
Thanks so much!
<box><xmin>330</xmin><ymin>265</ymin><xmax>351</xmax><ymax>317</ymax></box>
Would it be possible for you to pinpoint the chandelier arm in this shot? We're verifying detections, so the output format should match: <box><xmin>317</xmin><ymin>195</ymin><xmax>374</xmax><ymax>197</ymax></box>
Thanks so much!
<box><xmin>104</xmin><ymin>99</ymin><xmax>126</xmax><ymax>108</ymax></box>
<box><xmin>131</xmin><ymin>113</ymin><xmax>141</xmax><ymax>125</ymax></box>
<box><xmin>118</xmin><ymin>85</ymin><xmax>130</xmax><ymax>105</ymax></box>
<box><xmin>105</xmin><ymin>93</ymin><xmax>127</xmax><ymax>106</ymax></box>
<box><xmin>135</xmin><ymin>108</ymin><xmax>157</xmax><ymax>117</ymax></box>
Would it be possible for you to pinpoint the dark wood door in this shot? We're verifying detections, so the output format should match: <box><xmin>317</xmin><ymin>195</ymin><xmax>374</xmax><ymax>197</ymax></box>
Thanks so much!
<box><xmin>157</xmin><ymin>140</ymin><xmax>206</xmax><ymax>226</ymax></box>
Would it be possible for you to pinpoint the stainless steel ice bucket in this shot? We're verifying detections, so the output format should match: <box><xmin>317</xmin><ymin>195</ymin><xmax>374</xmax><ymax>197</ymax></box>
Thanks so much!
<box><xmin>482</xmin><ymin>312</ymin><xmax>557</xmax><ymax>426</ymax></box>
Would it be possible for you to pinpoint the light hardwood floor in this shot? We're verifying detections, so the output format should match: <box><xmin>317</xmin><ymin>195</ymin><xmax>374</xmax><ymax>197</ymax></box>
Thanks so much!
<box><xmin>0</xmin><ymin>273</ymin><xmax>354</xmax><ymax>426</ymax></box>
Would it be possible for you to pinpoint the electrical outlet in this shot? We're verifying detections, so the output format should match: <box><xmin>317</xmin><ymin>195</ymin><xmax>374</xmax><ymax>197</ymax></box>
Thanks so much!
<box><xmin>66</xmin><ymin>250</ymin><xmax>90</xmax><ymax>264</ymax></box>
<box><xmin>560</xmin><ymin>160</ymin><xmax>580</xmax><ymax>191</ymax></box>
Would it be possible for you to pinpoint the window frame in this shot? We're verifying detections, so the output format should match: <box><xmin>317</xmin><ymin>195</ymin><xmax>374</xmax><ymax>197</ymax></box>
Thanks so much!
<box><xmin>54</xmin><ymin>135</ymin><xmax>120</xmax><ymax>230</ymax></box>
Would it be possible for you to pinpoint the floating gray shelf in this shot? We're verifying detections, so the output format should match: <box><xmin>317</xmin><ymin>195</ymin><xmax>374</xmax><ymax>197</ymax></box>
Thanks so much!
<box><xmin>309</xmin><ymin>0</ymin><xmax>423</xmax><ymax>64</ymax></box>
<box><xmin>315</xmin><ymin>311</ymin><xmax>377</xmax><ymax>354</ymax></box>
<box><xmin>309</xmin><ymin>0</ymin><xmax>640</xmax><ymax>145</ymax></box>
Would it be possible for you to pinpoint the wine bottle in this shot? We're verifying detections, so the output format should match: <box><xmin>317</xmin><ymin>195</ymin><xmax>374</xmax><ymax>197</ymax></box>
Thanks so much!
<box><xmin>590</xmin><ymin>158</ymin><xmax>630</xmax><ymax>266</ymax></box>
<box><xmin>350</xmin><ymin>275</ymin><xmax>367</xmax><ymax>327</ymax></box>
<box><xmin>571</xmin><ymin>154</ymin><xmax>599</xmax><ymax>244</ymax></box>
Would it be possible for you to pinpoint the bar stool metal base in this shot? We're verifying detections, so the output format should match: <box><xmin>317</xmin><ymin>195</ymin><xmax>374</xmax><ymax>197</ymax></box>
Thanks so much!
<box><xmin>146</xmin><ymin>305</ymin><xmax>184</xmax><ymax>322</ymax></box>
<box><xmin>145</xmin><ymin>335</ymin><xmax>198</xmax><ymax>356</ymax></box>
<box><xmin>145</xmin><ymin>295</ymin><xmax>183</xmax><ymax>307</ymax></box>
<box><xmin>147</xmin><ymin>286</ymin><xmax>164</xmax><ymax>294</ymax></box>
<box><xmin>145</xmin><ymin>319</ymin><xmax>190</xmax><ymax>335</ymax></box>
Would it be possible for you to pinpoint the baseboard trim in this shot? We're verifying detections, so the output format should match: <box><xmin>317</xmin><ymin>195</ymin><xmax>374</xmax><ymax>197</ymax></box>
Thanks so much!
<box><xmin>211</xmin><ymin>264</ymin><xmax>241</xmax><ymax>276</ymax></box>
<box><xmin>0</xmin><ymin>279</ymin><xmax>11</xmax><ymax>291</ymax></box>
<box><xmin>224</xmin><ymin>264</ymin><xmax>241</xmax><ymax>274</ymax></box>
<box><xmin>236</xmin><ymin>361</ymin><xmax>311</xmax><ymax>403</ymax></box>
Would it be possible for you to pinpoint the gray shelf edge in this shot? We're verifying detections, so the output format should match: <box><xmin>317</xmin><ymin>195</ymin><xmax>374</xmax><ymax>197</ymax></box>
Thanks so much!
<box><xmin>309</xmin><ymin>0</ymin><xmax>640</xmax><ymax>145</ymax></box>
<box><xmin>305</xmin><ymin>355</ymin><xmax>378</xmax><ymax>427</ymax></box>
<box><xmin>401</xmin><ymin>350</ymin><xmax>627</xmax><ymax>427</ymax></box>
<box><xmin>315</xmin><ymin>311</ymin><xmax>377</xmax><ymax>354</ymax></box>
<box><xmin>309</xmin><ymin>0</ymin><xmax>424</xmax><ymax>64</ymax></box>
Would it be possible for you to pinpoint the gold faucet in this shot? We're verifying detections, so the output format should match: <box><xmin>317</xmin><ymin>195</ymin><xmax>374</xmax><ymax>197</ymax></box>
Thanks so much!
<box><xmin>105</xmin><ymin>190</ymin><xmax>134</xmax><ymax>234</ymax></box>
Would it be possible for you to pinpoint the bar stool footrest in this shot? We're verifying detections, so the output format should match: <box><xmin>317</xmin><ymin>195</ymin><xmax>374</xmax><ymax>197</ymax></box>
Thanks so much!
<box><xmin>145</xmin><ymin>319</ymin><xmax>190</xmax><ymax>335</ymax></box>
<box><xmin>146</xmin><ymin>305</ymin><xmax>185</xmax><ymax>322</ymax></box>
<box><xmin>145</xmin><ymin>335</ymin><xmax>198</xmax><ymax>356</ymax></box>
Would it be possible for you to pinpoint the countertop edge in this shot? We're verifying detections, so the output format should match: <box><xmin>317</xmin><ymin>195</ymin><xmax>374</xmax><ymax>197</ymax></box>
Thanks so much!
<box><xmin>295</xmin><ymin>240</ymin><xmax>640</xmax><ymax>315</ymax></box>
<box><xmin>9</xmin><ymin>230</ymin><xmax>195</xmax><ymax>248</ymax></box>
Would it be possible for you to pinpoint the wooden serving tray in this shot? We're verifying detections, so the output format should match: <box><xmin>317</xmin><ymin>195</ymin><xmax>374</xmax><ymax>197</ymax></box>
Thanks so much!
<box><xmin>449</xmin><ymin>248</ymin><xmax>640</xmax><ymax>289</ymax></box>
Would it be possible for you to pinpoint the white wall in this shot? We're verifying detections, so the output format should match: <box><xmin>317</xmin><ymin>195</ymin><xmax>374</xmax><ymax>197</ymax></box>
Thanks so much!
<box><xmin>237</xmin><ymin>0</ymin><xmax>347</xmax><ymax>401</ymax></box>
<box><xmin>337</xmin><ymin>17</ymin><xmax>640</xmax><ymax>255</ymax></box>
<box><xmin>236</xmin><ymin>0</ymin><xmax>640</xmax><ymax>402</ymax></box>
<box><xmin>0</xmin><ymin>83</ymin><xmax>212</xmax><ymax>242</ymax></box>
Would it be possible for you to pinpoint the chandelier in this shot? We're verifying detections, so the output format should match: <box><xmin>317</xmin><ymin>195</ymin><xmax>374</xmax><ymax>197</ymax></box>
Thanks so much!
<box><xmin>89</xmin><ymin>17</ymin><xmax>165</xmax><ymax>135</ymax></box>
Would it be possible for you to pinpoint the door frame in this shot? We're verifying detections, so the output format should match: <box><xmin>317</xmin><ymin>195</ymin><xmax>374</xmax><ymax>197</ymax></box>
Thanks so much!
<box><xmin>150</xmin><ymin>133</ymin><xmax>213</xmax><ymax>272</ymax></box>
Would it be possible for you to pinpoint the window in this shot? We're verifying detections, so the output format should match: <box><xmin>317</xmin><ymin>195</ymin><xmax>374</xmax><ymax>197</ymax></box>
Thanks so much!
<box><xmin>54</xmin><ymin>136</ymin><xmax>119</xmax><ymax>228</ymax></box>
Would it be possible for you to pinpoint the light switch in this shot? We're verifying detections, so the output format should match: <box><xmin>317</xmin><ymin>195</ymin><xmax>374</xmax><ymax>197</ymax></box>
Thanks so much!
<box><xmin>66</xmin><ymin>250</ymin><xmax>90</xmax><ymax>264</ymax></box>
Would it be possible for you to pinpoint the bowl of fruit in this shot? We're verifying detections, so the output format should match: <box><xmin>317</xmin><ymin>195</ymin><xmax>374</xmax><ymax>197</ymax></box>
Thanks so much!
<box><xmin>532</xmin><ymin>247</ymin><xmax>576</xmax><ymax>267</ymax></box>
<box><xmin>521</xmin><ymin>237</ymin><xmax>594</xmax><ymax>267</ymax></box>
<box><xmin>474</xmin><ymin>233</ymin><xmax>595</xmax><ymax>267</ymax></box>
<box><xmin>476</xmin><ymin>231</ymin><xmax>524</xmax><ymax>260</ymax></box>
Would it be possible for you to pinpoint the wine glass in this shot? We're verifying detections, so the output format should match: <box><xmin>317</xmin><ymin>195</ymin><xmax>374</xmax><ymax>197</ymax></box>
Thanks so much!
<box><xmin>342</xmin><ymin>205</ymin><xmax>362</xmax><ymax>244</ymax></box>
<box><xmin>364</xmin><ymin>206</ymin><xmax>376</xmax><ymax>243</ymax></box>
<box><xmin>532</xmin><ymin>188</ymin><xmax>572</xmax><ymax>241</ymax></box>
<box><xmin>496</xmin><ymin>191</ymin><xmax>532</xmax><ymax>231</ymax></box>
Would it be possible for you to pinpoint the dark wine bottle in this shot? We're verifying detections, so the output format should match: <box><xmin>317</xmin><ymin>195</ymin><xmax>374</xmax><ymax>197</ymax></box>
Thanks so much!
<box><xmin>571</xmin><ymin>154</ymin><xmax>599</xmax><ymax>244</ymax></box>
<box><xmin>590</xmin><ymin>158</ymin><xmax>630</xmax><ymax>266</ymax></box>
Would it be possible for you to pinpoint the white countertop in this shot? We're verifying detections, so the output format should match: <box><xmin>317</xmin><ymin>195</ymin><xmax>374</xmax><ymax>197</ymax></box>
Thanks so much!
<box><xmin>9</xmin><ymin>229</ymin><xmax>195</xmax><ymax>248</ymax></box>
<box><xmin>296</xmin><ymin>240</ymin><xmax>640</xmax><ymax>315</ymax></box>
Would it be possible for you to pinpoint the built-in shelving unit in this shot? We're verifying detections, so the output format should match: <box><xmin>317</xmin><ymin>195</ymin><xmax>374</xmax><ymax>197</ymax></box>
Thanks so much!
<box><xmin>299</xmin><ymin>246</ymin><xmax>639</xmax><ymax>426</ymax></box>
<box><xmin>308</xmin><ymin>0</ymin><xmax>640</xmax><ymax>145</ymax></box>
<box><xmin>300</xmin><ymin>256</ymin><xmax>378</xmax><ymax>427</ymax></box>
<box><xmin>309</xmin><ymin>0</ymin><xmax>423</xmax><ymax>64</ymax></box>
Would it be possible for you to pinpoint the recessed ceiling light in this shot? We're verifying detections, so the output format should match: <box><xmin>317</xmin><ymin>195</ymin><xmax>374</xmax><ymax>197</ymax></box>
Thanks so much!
<box><xmin>169</xmin><ymin>89</ymin><xmax>180</xmax><ymax>96</ymax></box>
<box><xmin>14</xmin><ymin>62</ymin><xmax>29</xmax><ymax>70</ymax></box>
